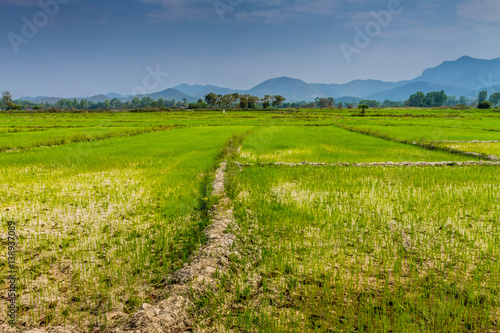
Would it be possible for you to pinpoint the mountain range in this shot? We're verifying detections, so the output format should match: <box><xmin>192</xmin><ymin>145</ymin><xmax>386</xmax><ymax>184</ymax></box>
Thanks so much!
<box><xmin>19</xmin><ymin>56</ymin><xmax>500</xmax><ymax>104</ymax></box>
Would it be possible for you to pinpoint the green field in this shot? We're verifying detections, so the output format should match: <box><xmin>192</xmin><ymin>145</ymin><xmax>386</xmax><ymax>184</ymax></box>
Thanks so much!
<box><xmin>239</xmin><ymin>126</ymin><xmax>475</xmax><ymax>163</ymax></box>
<box><xmin>0</xmin><ymin>126</ymin><xmax>248</xmax><ymax>328</ymax></box>
<box><xmin>0</xmin><ymin>126</ymin><xmax>180</xmax><ymax>152</ymax></box>
<box><xmin>337</xmin><ymin>114</ymin><xmax>500</xmax><ymax>142</ymax></box>
<box><xmin>209</xmin><ymin>165</ymin><xmax>500</xmax><ymax>332</ymax></box>
<box><xmin>0</xmin><ymin>109</ymin><xmax>499</xmax><ymax>332</ymax></box>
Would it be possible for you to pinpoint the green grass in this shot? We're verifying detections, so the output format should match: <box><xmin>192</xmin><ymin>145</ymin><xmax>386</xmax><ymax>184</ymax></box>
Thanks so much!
<box><xmin>0</xmin><ymin>126</ymin><xmax>248</xmax><ymax>330</ymax></box>
<box><xmin>1</xmin><ymin>108</ymin><xmax>499</xmax><ymax>332</ymax></box>
<box><xmin>239</xmin><ymin>126</ymin><xmax>475</xmax><ymax>163</ymax></box>
<box><xmin>207</xmin><ymin>165</ymin><xmax>500</xmax><ymax>332</ymax></box>
<box><xmin>0</xmin><ymin>110</ymin><xmax>340</xmax><ymax>129</ymax></box>
<box><xmin>337</xmin><ymin>115</ymin><xmax>500</xmax><ymax>142</ymax></box>
<box><xmin>0</xmin><ymin>125</ymin><xmax>178</xmax><ymax>152</ymax></box>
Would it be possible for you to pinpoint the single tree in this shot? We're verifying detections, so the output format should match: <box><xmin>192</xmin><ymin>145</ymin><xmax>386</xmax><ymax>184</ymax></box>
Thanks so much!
<box><xmin>79</xmin><ymin>99</ymin><xmax>88</xmax><ymax>109</ymax></box>
<box><xmin>103</xmin><ymin>100</ymin><xmax>111</xmax><ymax>109</ymax></box>
<box><xmin>407</xmin><ymin>91</ymin><xmax>426</xmax><ymax>107</ymax></box>
<box><xmin>131</xmin><ymin>97</ymin><xmax>141</xmax><ymax>108</ymax></box>
<box><xmin>204</xmin><ymin>93</ymin><xmax>218</xmax><ymax>108</ymax></box>
<box><xmin>247</xmin><ymin>95</ymin><xmax>259</xmax><ymax>109</ymax></box>
<box><xmin>318</xmin><ymin>97</ymin><xmax>334</xmax><ymax>108</ymax></box>
<box><xmin>425</xmin><ymin>90</ymin><xmax>447</xmax><ymax>107</ymax></box>
<box><xmin>358</xmin><ymin>104</ymin><xmax>369</xmax><ymax>115</ymax></box>
<box><xmin>459</xmin><ymin>96</ymin><xmax>469</xmax><ymax>106</ymax></box>
<box><xmin>272</xmin><ymin>95</ymin><xmax>286</xmax><ymax>108</ymax></box>
<box><xmin>230</xmin><ymin>93</ymin><xmax>240</xmax><ymax>108</ymax></box>
<box><xmin>220</xmin><ymin>94</ymin><xmax>233</xmax><ymax>109</ymax></box>
<box><xmin>216</xmin><ymin>95</ymin><xmax>223</xmax><ymax>108</ymax></box>
<box><xmin>262</xmin><ymin>95</ymin><xmax>272</xmax><ymax>108</ymax></box>
<box><xmin>489</xmin><ymin>92</ymin><xmax>500</xmax><ymax>106</ymax></box>
<box><xmin>55</xmin><ymin>99</ymin><xmax>66</xmax><ymax>109</ymax></box>
<box><xmin>140</xmin><ymin>97</ymin><xmax>153</xmax><ymax>108</ymax></box>
<box><xmin>239</xmin><ymin>95</ymin><xmax>249</xmax><ymax>109</ymax></box>
<box><xmin>478</xmin><ymin>90</ymin><xmax>488</xmax><ymax>104</ymax></box>
<box><xmin>2</xmin><ymin>91</ymin><xmax>13</xmax><ymax>110</ymax></box>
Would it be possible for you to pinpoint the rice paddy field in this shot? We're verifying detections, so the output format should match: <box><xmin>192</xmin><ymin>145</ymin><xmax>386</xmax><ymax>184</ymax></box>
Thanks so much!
<box><xmin>238</xmin><ymin>126</ymin><xmax>474</xmax><ymax>163</ymax></box>
<box><xmin>0</xmin><ymin>108</ymin><xmax>499</xmax><ymax>332</ymax></box>
<box><xmin>336</xmin><ymin>112</ymin><xmax>500</xmax><ymax>142</ymax></box>
<box><xmin>210</xmin><ymin>165</ymin><xmax>500</xmax><ymax>332</ymax></box>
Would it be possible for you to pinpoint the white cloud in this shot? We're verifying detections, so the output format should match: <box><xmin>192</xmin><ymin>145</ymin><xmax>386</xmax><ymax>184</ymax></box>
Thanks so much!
<box><xmin>137</xmin><ymin>0</ymin><xmax>342</xmax><ymax>22</ymax></box>
<box><xmin>138</xmin><ymin>0</ymin><xmax>212</xmax><ymax>20</ymax></box>
<box><xmin>236</xmin><ymin>1</ymin><xmax>341</xmax><ymax>23</ymax></box>
<box><xmin>457</xmin><ymin>0</ymin><xmax>500</xmax><ymax>22</ymax></box>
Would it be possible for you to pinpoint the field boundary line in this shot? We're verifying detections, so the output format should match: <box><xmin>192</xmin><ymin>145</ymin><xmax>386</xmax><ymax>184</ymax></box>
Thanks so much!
<box><xmin>437</xmin><ymin>140</ymin><xmax>500</xmax><ymax>143</ymax></box>
<box><xmin>0</xmin><ymin>125</ymin><xmax>183</xmax><ymax>154</ymax></box>
<box><xmin>106</xmin><ymin>161</ymin><xmax>238</xmax><ymax>333</ymax></box>
<box><xmin>235</xmin><ymin>160</ymin><xmax>500</xmax><ymax>168</ymax></box>
<box><xmin>335</xmin><ymin>124</ymin><xmax>500</xmax><ymax>161</ymax></box>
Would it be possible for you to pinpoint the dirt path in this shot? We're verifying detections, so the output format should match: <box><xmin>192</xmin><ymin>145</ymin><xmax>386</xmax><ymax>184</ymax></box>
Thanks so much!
<box><xmin>109</xmin><ymin>161</ymin><xmax>237</xmax><ymax>333</ymax></box>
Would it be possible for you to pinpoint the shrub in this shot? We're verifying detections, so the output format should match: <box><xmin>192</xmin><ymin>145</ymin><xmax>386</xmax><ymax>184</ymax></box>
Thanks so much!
<box><xmin>478</xmin><ymin>101</ymin><xmax>492</xmax><ymax>109</ymax></box>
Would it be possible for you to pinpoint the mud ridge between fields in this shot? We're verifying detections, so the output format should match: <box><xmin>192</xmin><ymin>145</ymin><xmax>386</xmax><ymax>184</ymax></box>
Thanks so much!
<box><xmin>235</xmin><ymin>160</ymin><xmax>500</xmax><ymax>168</ymax></box>
<box><xmin>335</xmin><ymin>124</ymin><xmax>500</xmax><ymax>162</ymax></box>
<box><xmin>437</xmin><ymin>140</ymin><xmax>500</xmax><ymax>143</ymax></box>
<box><xmin>0</xmin><ymin>161</ymin><xmax>237</xmax><ymax>333</ymax></box>
<box><xmin>454</xmin><ymin>151</ymin><xmax>500</xmax><ymax>161</ymax></box>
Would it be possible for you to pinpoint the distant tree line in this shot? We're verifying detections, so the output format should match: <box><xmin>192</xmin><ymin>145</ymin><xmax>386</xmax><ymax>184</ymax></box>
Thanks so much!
<box><xmin>203</xmin><ymin>93</ymin><xmax>286</xmax><ymax>109</ymax></box>
<box><xmin>404</xmin><ymin>90</ymin><xmax>500</xmax><ymax>108</ymax></box>
<box><xmin>2</xmin><ymin>96</ymin><xmax>191</xmax><ymax>111</ymax></box>
<box><xmin>405</xmin><ymin>90</ymin><xmax>448</xmax><ymax>107</ymax></box>
<box><xmin>51</xmin><ymin>97</ymin><xmax>187</xmax><ymax>110</ymax></box>
<box><xmin>2</xmin><ymin>88</ymin><xmax>500</xmax><ymax>111</ymax></box>
<box><xmin>0</xmin><ymin>92</ymin><xmax>288</xmax><ymax>111</ymax></box>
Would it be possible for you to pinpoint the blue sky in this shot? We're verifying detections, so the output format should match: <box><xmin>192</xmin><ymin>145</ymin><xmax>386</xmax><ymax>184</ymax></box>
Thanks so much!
<box><xmin>1</xmin><ymin>0</ymin><xmax>500</xmax><ymax>98</ymax></box>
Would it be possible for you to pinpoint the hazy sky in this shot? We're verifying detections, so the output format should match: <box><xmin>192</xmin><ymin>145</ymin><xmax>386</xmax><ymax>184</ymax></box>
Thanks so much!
<box><xmin>1</xmin><ymin>0</ymin><xmax>500</xmax><ymax>98</ymax></box>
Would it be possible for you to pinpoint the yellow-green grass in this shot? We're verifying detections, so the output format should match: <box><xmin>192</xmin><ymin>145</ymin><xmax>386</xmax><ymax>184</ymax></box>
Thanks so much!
<box><xmin>1</xmin><ymin>109</ymin><xmax>498</xmax><ymax>131</ymax></box>
<box><xmin>0</xmin><ymin>110</ymin><xmax>341</xmax><ymax>129</ymax></box>
<box><xmin>1</xmin><ymin>109</ymin><xmax>499</xmax><ymax>332</ymax></box>
<box><xmin>336</xmin><ymin>116</ymin><xmax>500</xmax><ymax>142</ymax></box>
<box><xmin>208</xmin><ymin>165</ymin><xmax>500</xmax><ymax>332</ymax></box>
<box><xmin>437</xmin><ymin>142</ymin><xmax>500</xmax><ymax>157</ymax></box>
<box><xmin>0</xmin><ymin>126</ymin><xmax>179</xmax><ymax>152</ymax></box>
<box><xmin>0</xmin><ymin>126</ymin><xmax>248</xmax><ymax>330</ymax></box>
<box><xmin>239</xmin><ymin>126</ymin><xmax>475</xmax><ymax>163</ymax></box>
